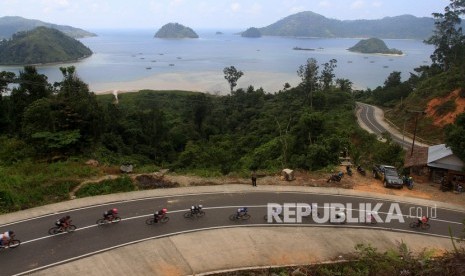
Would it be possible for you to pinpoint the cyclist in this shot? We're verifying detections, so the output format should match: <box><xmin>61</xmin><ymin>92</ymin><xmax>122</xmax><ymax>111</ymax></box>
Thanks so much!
<box><xmin>154</xmin><ymin>208</ymin><xmax>168</xmax><ymax>223</ymax></box>
<box><xmin>417</xmin><ymin>215</ymin><xmax>428</xmax><ymax>227</ymax></box>
<box><xmin>236</xmin><ymin>207</ymin><xmax>248</xmax><ymax>219</ymax></box>
<box><xmin>0</xmin><ymin>230</ymin><xmax>14</xmax><ymax>247</ymax></box>
<box><xmin>103</xmin><ymin>208</ymin><xmax>118</xmax><ymax>220</ymax></box>
<box><xmin>56</xmin><ymin>215</ymin><xmax>71</xmax><ymax>231</ymax></box>
<box><xmin>190</xmin><ymin>205</ymin><xmax>203</xmax><ymax>214</ymax></box>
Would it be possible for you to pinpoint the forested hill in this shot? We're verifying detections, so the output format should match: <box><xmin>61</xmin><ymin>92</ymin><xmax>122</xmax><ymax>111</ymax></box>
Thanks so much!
<box><xmin>257</xmin><ymin>12</ymin><xmax>437</xmax><ymax>39</ymax></box>
<box><xmin>0</xmin><ymin>27</ymin><xmax>92</xmax><ymax>65</ymax></box>
<box><xmin>154</xmin><ymin>23</ymin><xmax>199</xmax><ymax>38</ymax></box>
<box><xmin>0</xmin><ymin>16</ymin><xmax>96</xmax><ymax>39</ymax></box>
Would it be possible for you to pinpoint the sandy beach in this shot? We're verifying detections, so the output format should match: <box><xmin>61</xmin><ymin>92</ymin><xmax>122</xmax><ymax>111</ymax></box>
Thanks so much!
<box><xmin>91</xmin><ymin>71</ymin><xmax>301</xmax><ymax>95</ymax></box>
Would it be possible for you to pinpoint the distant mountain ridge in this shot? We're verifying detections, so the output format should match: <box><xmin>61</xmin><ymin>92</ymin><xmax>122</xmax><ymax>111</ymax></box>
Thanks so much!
<box><xmin>0</xmin><ymin>16</ymin><xmax>96</xmax><ymax>39</ymax></box>
<box><xmin>257</xmin><ymin>11</ymin><xmax>441</xmax><ymax>39</ymax></box>
<box><xmin>0</xmin><ymin>27</ymin><xmax>92</xmax><ymax>65</ymax></box>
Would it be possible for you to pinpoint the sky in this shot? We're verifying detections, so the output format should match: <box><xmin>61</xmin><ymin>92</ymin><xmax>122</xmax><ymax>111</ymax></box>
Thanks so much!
<box><xmin>1</xmin><ymin>0</ymin><xmax>450</xmax><ymax>30</ymax></box>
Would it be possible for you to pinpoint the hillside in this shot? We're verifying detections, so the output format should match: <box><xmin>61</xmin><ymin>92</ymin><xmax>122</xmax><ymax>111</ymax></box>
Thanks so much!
<box><xmin>0</xmin><ymin>27</ymin><xmax>92</xmax><ymax>65</ymax></box>
<box><xmin>241</xmin><ymin>27</ymin><xmax>261</xmax><ymax>38</ymax></box>
<box><xmin>257</xmin><ymin>12</ymin><xmax>437</xmax><ymax>39</ymax></box>
<box><xmin>154</xmin><ymin>23</ymin><xmax>199</xmax><ymax>38</ymax></box>
<box><xmin>0</xmin><ymin>16</ymin><xmax>96</xmax><ymax>39</ymax></box>
<box><xmin>348</xmin><ymin>38</ymin><xmax>403</xmax><ymax>55</ymax></box>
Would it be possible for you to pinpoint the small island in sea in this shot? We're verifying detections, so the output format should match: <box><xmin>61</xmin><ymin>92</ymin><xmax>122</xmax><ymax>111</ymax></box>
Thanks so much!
<box><xmin>0</xmin><ymin>26</ymin><xmax>92</xmax><ymax>65</ymax></box>
<box><xmin>154</xmin><ymin>23</ymin><xmax>199</xmax><ymax>38</ymax></box>
<box><xmin>348</xmin><ymin>38</ymin><xmax>403</xmax><ymax>55</ymax></box>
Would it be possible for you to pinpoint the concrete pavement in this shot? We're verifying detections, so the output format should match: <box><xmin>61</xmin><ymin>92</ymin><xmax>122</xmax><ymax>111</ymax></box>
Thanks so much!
<box><xmin>1</xmin><ymin>184</ymin><xmax>464</xmax><ymax>276</ymax></box>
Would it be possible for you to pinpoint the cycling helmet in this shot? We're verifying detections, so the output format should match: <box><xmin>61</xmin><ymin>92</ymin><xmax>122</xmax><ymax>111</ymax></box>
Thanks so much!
<box><xmin>191</xmin><ymin>206</ymin><xmax>195</xmax><ymax>209</ymax></box>
<box><xmin>8</xmin><ymin>230</ymin><xmax>14</xmax><ymax>235</ymax></box>
<box><xmin>162</xmin><ymin>208</ymin><xmax>168</xmax><ymax>213</ymax></box>
<box><xmin>65</xmin><ymin>215</ymin><xmax>70</xmax><ymax>219</ymax></box>
<box><xmin>112</xmin><ymin>208</ymin><xmax>118</xmax><ymax>213</ymax></box>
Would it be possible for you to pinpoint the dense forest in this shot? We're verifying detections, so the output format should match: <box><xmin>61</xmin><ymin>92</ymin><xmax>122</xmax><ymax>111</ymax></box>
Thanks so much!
<box><xmin>1</xmin><ymin>0</ymin><xmax>465</xmax><ymax>213</ymax></box>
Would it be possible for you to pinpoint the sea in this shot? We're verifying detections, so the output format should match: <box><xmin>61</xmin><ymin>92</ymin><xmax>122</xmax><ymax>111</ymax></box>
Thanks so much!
<box><xmin>0</xmin><ymin>29</ymin><xmax>434</xmax><ymax>93</ymax></box>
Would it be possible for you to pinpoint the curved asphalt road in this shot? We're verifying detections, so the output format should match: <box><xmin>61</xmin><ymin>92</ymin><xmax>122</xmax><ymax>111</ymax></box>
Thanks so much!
<box><xmin>356</xmin><ymin>102</ymin><xmax>428</xmax><ymax>149</ymax></box>
<box><xmin>1</xmin><ymin>190</ymin><xmax>464</xmax><ymax>275</ymax></box>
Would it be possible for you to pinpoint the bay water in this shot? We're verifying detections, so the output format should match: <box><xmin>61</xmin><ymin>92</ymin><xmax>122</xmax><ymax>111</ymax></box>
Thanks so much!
<box><xmin>0</xmin><ymin>29</ymin><xmax>434</xmax><ymax>93</ymax></box>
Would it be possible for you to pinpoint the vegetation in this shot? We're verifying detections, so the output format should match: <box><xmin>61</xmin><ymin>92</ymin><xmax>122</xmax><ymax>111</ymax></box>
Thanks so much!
<box><xmin>223</xmin><ymin>66</ymin><xmax>244</xmax><ymax>92</ymax></box>
<box><xmin>154</xmin><ymin>23</ymin><xmax>199</xmax><ymax>38</ymax></box>
<box><xmin>355</xmin><ymin>0</ymin><xmax>465</xmax><ymax>144</ymax></box>
<box><xmin>348</xmin><ymin>38</ymin><xmax>403</xmax><ymax>55</ymax></box>
<box><xmin>257</xmin><ymin>11</ymin><xmax>442</xmax><ymax>39</ymax></box>
<box><xmin>212</xmin><ymin>242</ymin><xmax>465</xmax><ymax>275</ymax></box>
<box><xmin>0</xmin><ymin>15</ymin><xmax>96</xmax><ymax>39</ymax></box>
<box><xmin>0</xmin><ymin>58</ymin><xmax>405</xmax><ymax>212</ymax></box>
<box><xmin>0</xmin><ymin>27</ymin><xmax>92</xmax><ymax>65</ymax></box>
<box><xmin>241</xmin><ymin>27</ymin><xmax>261</xmax><ymax>38</ymax></box>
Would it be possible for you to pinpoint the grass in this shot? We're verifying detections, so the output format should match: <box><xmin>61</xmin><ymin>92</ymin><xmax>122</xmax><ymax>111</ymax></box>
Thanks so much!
<box><xmin>75</xmin><ymin>176</ymin><xmax>135</xmax><ymax>198</ymax></box>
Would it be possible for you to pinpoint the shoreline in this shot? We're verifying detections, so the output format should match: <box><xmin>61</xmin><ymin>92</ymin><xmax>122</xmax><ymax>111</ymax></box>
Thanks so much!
<box><xmin>90</xmin><ymin>71</ymin><xmax>303</xmax><ymax>95</ymax></box>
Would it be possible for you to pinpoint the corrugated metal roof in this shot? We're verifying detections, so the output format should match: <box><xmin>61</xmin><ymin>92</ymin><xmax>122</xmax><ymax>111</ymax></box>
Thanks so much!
<box><xmin>427</xmin><ymin>144</ymin><xmax>453</xmax><ymax>163</ymax></box>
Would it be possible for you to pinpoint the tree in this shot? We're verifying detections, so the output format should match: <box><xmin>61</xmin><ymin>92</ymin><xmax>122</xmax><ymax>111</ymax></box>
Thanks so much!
<box><xmin>425</xmin><ymin>0</ymin><xmax>465</xmax><ymax>71</ymax></box>
<box><xmin>445</xmin><ymin>113</ymin><xmax>465</xmax><ymax>161</ymax></box>
<box><xmin>320</xmin><ymin>59</ymin><xmax>337</xmax><ymax>90</ymax></box>
<box><xmin>336</xmin><ymin>78</ymin><xmax>353</xmax><ymax>93</ymax></box>
<box><xmin>223</xmin><ymin>66</ymin><xmax>244</xmax><ymax>93</ymax></box>
<box><xmin>384</xmin><ymin>71</ymin><xmax>402</xmax><ymax>88</ymax></box>
<box><xmin>297</xmin><ymin>58</ymin><xmax>319</xmax><ymax>109</ymax></box>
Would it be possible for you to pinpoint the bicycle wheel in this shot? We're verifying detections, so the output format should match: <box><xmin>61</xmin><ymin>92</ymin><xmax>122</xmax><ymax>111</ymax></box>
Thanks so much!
<box><xmin>242</xmin><ymin>214</ymin><xmax>251</xmax><ymax>220</ymax></box>
<box><xmin>8</xmin><ymin>239</ymin><xmax>21</xmax><ymax>248</ymax></box>
<box><xmin>196</xmin><ymin>211</ymin><xmax>206</xmax><ymax>217</ymax></box>
<box><xmin>48</xmin><ymin>227</ymin><xmax>60</xmax><ymax>235</ymax></box>
<box><xmin>263</xmin><ymin>215</ymin><xmax>268</xmax><ymax>221</ymax></box>
<box><xmin>145</xmin><ymin>218</ymin><xmax>155</xmax><ymax>225</ymax></box>
<box><xmin>229</xmin><ymin>214</ymin><xmax>238</xmax><ymax>221</ymax></box>
<box><xmin>183</xmin><ymin>212</ymin><xmax>194</xmax><ymax>219</ymax></box>
<box><xmin>160</xmin><ymin>216</ymin><xmax>169</xmax><ymax>223</ymax></box>
<box><xmin>66</xmin><ymin>225</ymin><xmax>77</xmax><ymax>232</ymax></box>
<box><xmin>421</xmin><ymin>223</ymin><xmax>431</xmax><ymax>230</ymax></box>
<box><xmin>112</xmin><ymin>216</ymin><xmax>121</xmax><ymax>223</ymax></box>
<box><xmin>96</xmin><ymin>218</ymin><xmax>106</xmax><ymax>226</ymax></box>
<box><xmin>408</xmin><ymin>222</ymin><xmax>417</xmax><ymax>228</ymax></box>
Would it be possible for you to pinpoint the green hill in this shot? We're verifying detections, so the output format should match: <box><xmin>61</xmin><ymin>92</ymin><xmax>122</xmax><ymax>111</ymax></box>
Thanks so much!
<box><xmin>154</xmin><ymin>23</ymin><xmax>199</xmax><ymax>38</ymax></box>
<box><xmin>0</xmin><ymin>16</ymin><xmax>96</xmax><ymax>39</ymax></box>
<box><xmin>241</xmin><ymin>27</ymin><xmax>262</xmax><ymax>38</ymax></box>
<box><xmin>0</xmin><ymin>27</ymin><xmax>93</xmax><ymax>65</ymax></box>
<box><xmin>257</xmin><ymin>12</ymin><xmax>438</xmax><ymax>39</ymax></box>
<box><xmin>348</xmin><ymin>38</ymin><xmax>403</xmax><ymax>55</ymax></box>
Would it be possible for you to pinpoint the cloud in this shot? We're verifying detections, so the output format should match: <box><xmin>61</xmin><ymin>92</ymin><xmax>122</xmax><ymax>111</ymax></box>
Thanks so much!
<box><xmin>372</xmin><ymin>1</ymin><xmax>383</xmax><ymax>8</ymax></box>
<box><xmin>230</xmin><ymin>2</ymin><xmax>241</xmax><ymax>13</ymax></box>
<box><xmin>318</xmin><ymin>1</ymin><xmax>332</xmax><ymax>8</ymax></box>
<box><xmin>350</xmin><ymin>0</ymin><xmax>365</xmax><ymax>9</ymax></box>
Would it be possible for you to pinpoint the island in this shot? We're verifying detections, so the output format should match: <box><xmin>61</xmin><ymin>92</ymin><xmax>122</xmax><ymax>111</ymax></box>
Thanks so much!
<box><xmin>215</xmin><ymin>31</ymin><xmax>223</xmax><ymax>35</ymax></box>
<box><xmin>241</xmin><ymin>27</ymin><xmax>261</xmax><ymax>38</ymax></box>
<box><xmin>154</xmin><ymin>23</ymin><xmax>199</xmax><ymax>39</ymax></box>
<box><xmin>0</xmin><ymin>26</ymin><xmax>92</xmax><ymax>65</ymax></box>
<box><xmin>348</xmin><ymin>38</ymin><xmax>403</xmax><ymax>55</ymax></box>
<box><xmin>293</xmin><ymin>46</ymin><xmax>315</xmax><ymax>51</ymax></box>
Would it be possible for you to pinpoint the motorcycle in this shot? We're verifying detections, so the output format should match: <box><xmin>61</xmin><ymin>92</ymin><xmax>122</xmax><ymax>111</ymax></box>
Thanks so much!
<box><xmin>327</xmin><ymin>172</ymin><xmax>343</xmax><ymax>183</ymax></box>
<box><xmin>357</xmin><ymin>165</ymin><xmax>366</xmax><ymax>176</ymax></box>
<box><xmin>346</xmin><ymin>166</ymin><xmax>353</xmax><ymax>176</ymax></box>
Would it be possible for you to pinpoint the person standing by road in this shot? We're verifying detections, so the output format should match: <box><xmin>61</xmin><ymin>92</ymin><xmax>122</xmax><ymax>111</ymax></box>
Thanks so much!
<box><xmin>251</xmin><ymin>170</ymin><xmax>257</xmax><ymax>187</ymax></box>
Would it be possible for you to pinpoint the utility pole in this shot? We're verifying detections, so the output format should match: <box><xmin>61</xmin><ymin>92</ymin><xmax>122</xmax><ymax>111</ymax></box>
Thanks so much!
<box><xmin>409</xmin><ymin>110</ymin><xmax>426</xmax><ymax>156</ymax></box>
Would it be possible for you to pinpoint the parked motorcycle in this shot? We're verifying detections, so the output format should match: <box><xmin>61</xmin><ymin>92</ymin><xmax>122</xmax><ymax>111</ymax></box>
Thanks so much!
<box><xmin>356</xmin><ymin>165</ymin><xmax>366</xmax><ymax>176</ymax></box>
<box><xmin>346</xmin><ymin>166</ymin><xmax>353</xmax><ymax>176</ymax></box>
<box><xmin>327</xmin><ymin>172</ymin><xmax>343</xmax><ymax>183</ymax></box>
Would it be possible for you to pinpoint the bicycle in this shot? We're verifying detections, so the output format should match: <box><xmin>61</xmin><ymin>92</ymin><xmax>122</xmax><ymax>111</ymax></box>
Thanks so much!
<box><xmin>229</xmin><ymin>213</ymin><xmax>251</xmax><ymax>221</ymax></box>
<box><xmin>183</xmin><ymin>209</ymin><xmax>205</xmax><ymax>219</ymax></box>
<box><xmin>0</xmin><ymin>236</ymin><xmax>21</xmax><ymax>250</ymax></box>
<box><xmin>48</xmin><ymin>221</ymin><xmax>77</xmax><ymax>235</ymax></box>
<box><xmin>97</xmin><ymin>215</ymin><xmax>122</xmax><ymax>226</ymax></box>
<box><xmin>145</xmin><ymin>214</ymin><xmax>169</xmax><ymax>225</ymax></box>
<box><xmin>409</xmin><ymin>220</ymin><xmax>431</xmax><ymax>230</ymax></box>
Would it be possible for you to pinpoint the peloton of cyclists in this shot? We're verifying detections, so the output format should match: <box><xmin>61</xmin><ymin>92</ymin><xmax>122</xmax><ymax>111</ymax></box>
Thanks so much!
<box><xmin>190</xmin><ymin>205</ymin><xmax>203</xmax><ymax>214</ymax></box>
